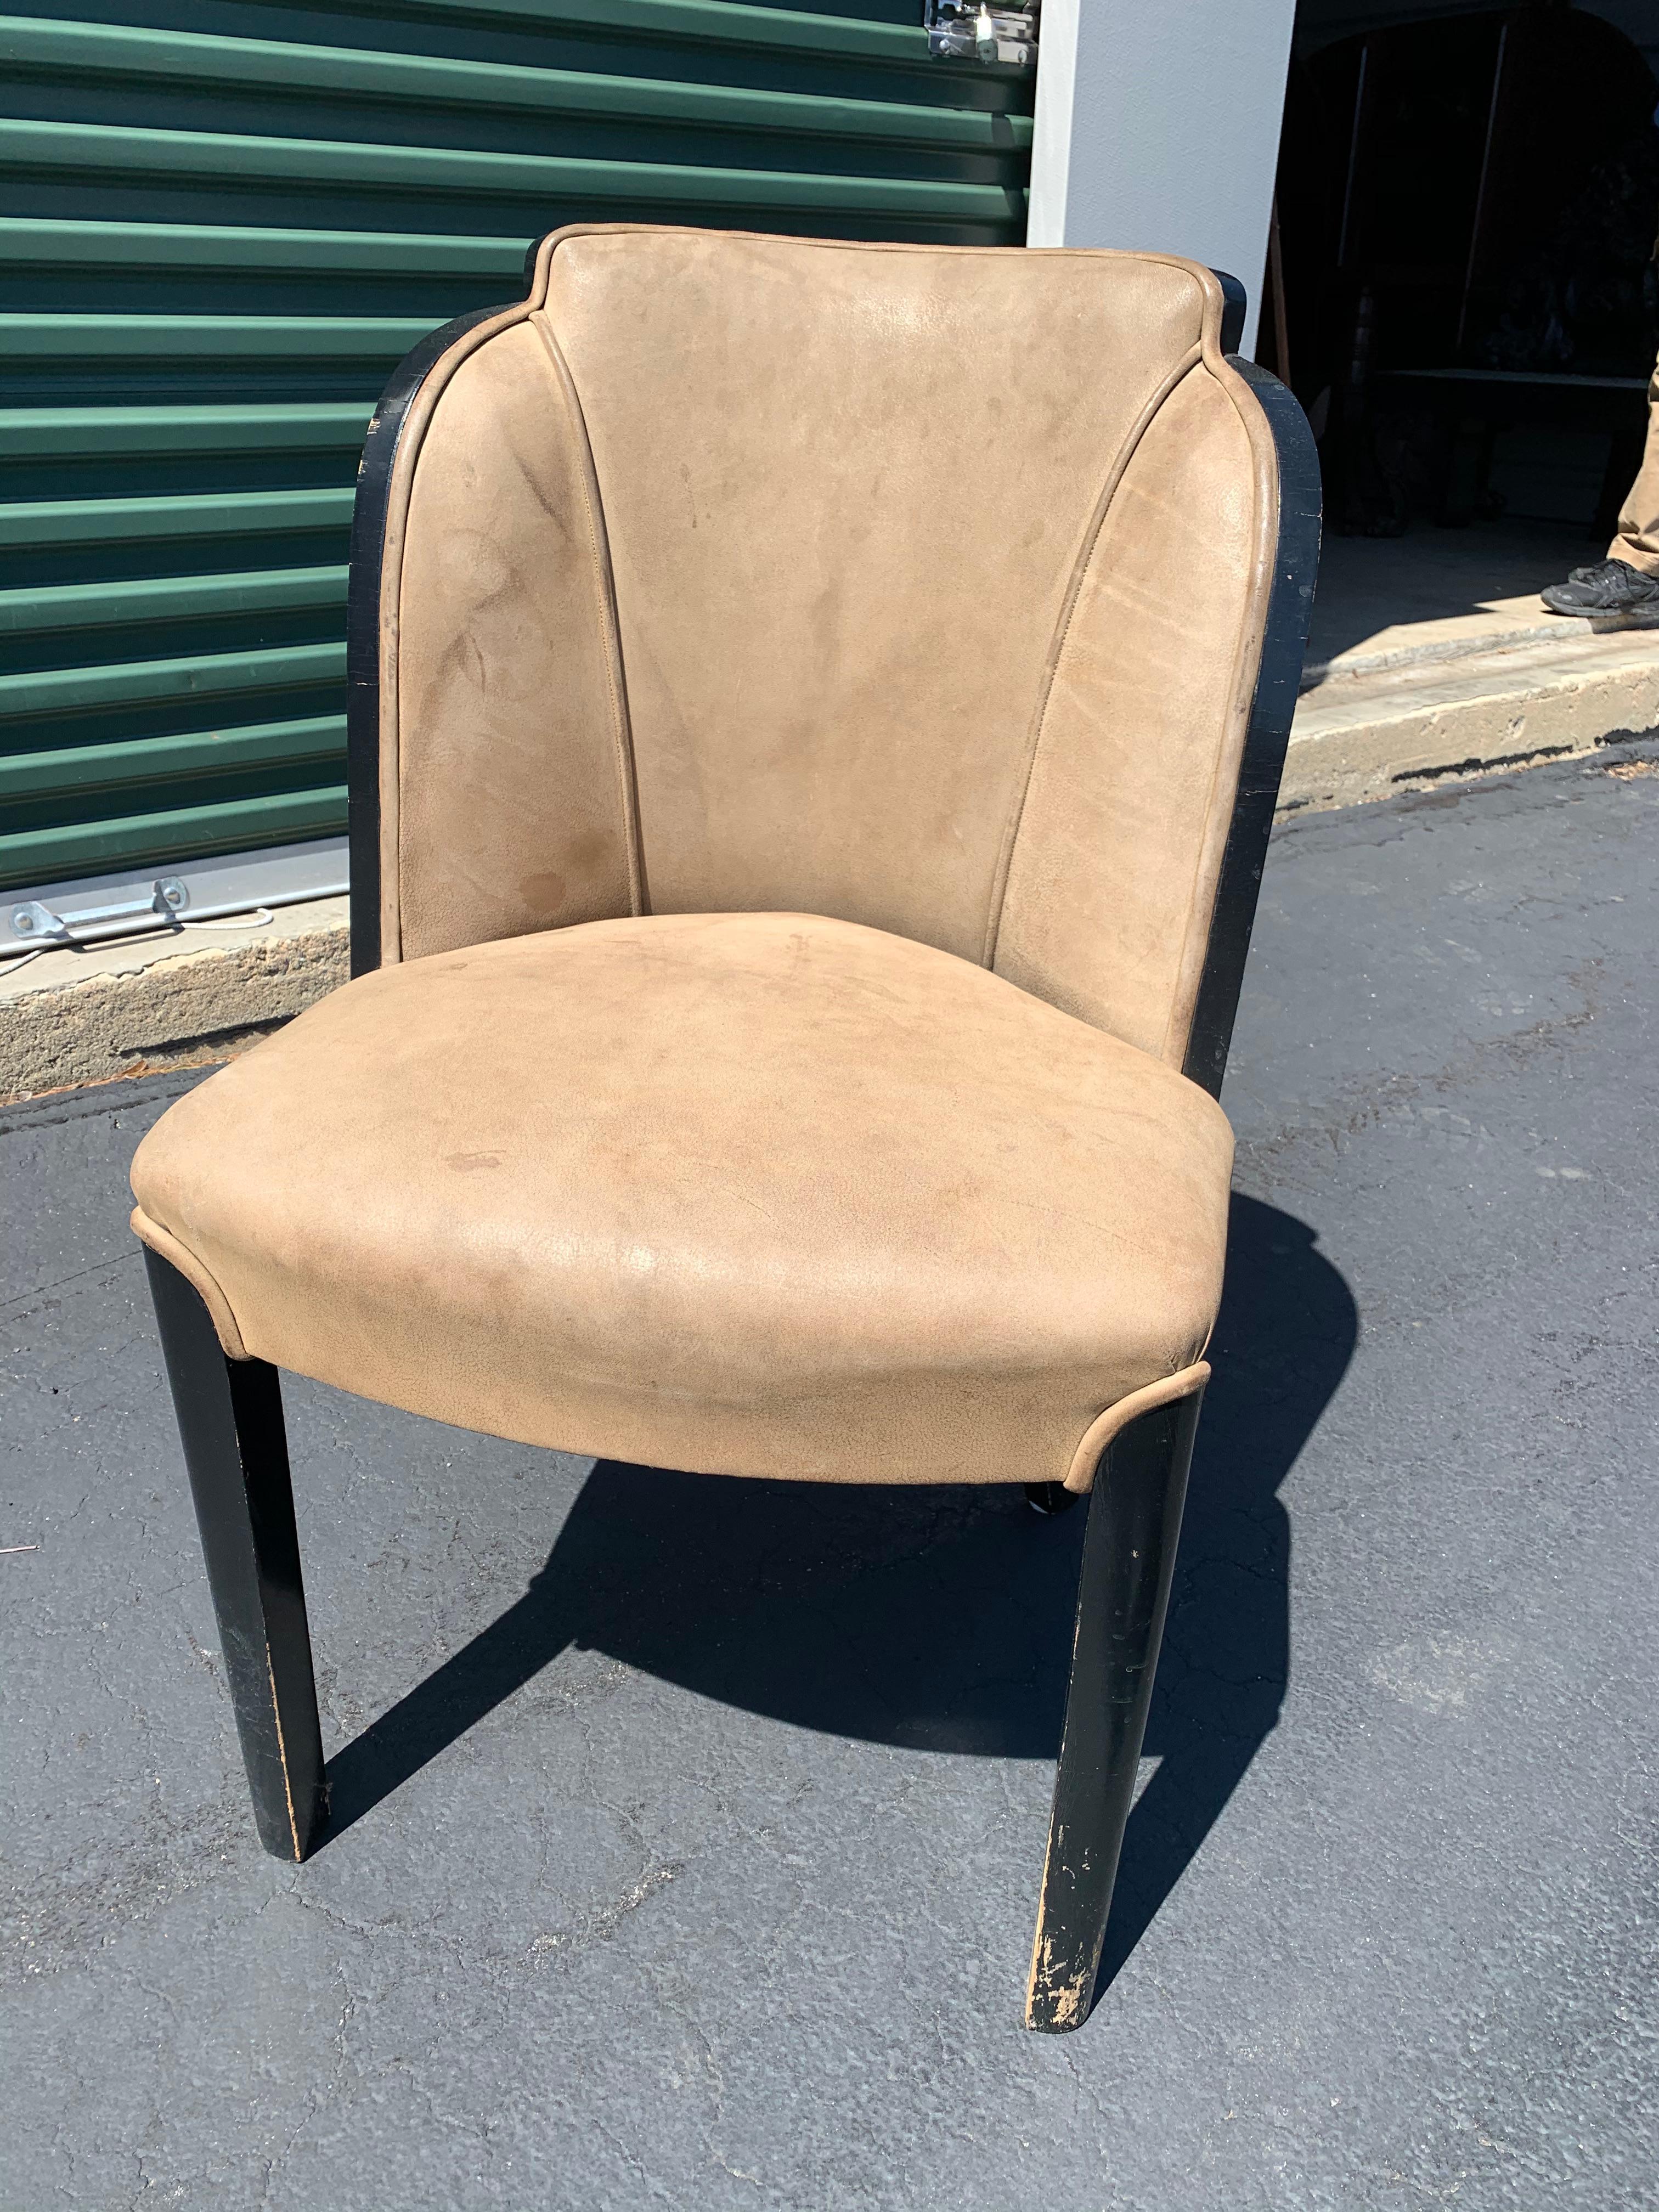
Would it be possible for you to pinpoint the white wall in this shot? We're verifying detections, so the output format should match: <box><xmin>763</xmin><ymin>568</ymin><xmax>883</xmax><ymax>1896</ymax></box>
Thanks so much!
<box><xmin>1027</xmin><ymin>0</ymin><xmax>1303</xmax><ymax>358</ymax></box>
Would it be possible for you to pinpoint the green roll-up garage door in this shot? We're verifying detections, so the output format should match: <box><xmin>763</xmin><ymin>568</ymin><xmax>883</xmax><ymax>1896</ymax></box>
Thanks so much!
<box><xmin>0</xmin><ymin>0</ymin><xmax>1031</xmax><ymax>891</ymax></box>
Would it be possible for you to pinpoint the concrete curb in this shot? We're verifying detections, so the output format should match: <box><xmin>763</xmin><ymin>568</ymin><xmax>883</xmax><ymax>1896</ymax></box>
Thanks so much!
<box><xmin>0</xmin><ymin>900</ymin><xmax>348</xmax><ymax>1105</ymax></box>
<box><xmin>1299</xmin><ymin>605</ymin><xmax>1659</xmax><ymax>689</ymax></box>
<box><xmin>1284</xmin><ymin>628</ymin><xmax>1659</xmax><ymax>812</ymax></box>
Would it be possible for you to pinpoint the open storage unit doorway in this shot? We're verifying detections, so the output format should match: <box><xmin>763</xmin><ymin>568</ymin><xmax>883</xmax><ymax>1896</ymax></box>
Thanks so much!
<box><xmin>1264</xmin><ymin>0</ymin><xmax>1657</xmax><ymax>540</ymax></box>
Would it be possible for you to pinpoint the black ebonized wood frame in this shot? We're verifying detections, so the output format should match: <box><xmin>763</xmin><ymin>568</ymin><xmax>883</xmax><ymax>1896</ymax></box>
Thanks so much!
<box><xmin>1019</xmin><ymin>332</ymin><xmax>1319</xmax><ymax>2025</ymax></box>
<box><xmin>1026</xmin><ymin>1391</ymin><xmax>1204</xmax><ymax>2029</ymax></box>
<box><xmin>167</xmin><ymin>247</ymin><xmax>1321</xmax><ymax>2035</ymax></box>
<box><xmin>145</xmin><ymin>1246</ymin><xmax>328</xmax><ymax>1860</ymax></box>
<box><xmin>1183</xmin><ymin>343</ymin><xmax>1323</xmax><ymax>1096</ymax></box>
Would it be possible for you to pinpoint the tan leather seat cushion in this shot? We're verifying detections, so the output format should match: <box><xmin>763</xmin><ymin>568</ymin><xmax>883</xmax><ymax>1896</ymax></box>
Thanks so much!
<box><xmin>131</xmin><ymin>914</ymin><xmax>1232</xmax><ymax>1491</ymax></box>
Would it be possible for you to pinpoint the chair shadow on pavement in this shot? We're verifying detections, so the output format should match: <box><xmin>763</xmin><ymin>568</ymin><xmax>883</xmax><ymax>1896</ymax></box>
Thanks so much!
<box><xmin>324</xmin><ymin>1194</ymin><xmax>1356</xmax><ymax>2007</ymax></box>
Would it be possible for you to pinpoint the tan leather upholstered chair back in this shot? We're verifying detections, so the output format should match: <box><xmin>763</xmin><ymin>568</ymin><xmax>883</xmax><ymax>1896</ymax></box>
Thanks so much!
<box><xmin>363</xmin><ymin>227</ymin><xmax>1282</xmax><ymax>1072</ymax></box>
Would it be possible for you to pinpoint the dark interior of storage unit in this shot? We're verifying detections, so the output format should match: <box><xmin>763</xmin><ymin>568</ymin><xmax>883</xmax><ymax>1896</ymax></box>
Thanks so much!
<box><xmin>1265</xmin><ymin>2</ymin><xmax>1658</xmax><ymax>537</ymax></box>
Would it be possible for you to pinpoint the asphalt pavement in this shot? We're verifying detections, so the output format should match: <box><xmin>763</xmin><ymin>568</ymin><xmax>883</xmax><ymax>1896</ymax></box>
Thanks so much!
<box><xmin>4</xmin><ymin>744</ymin><xmax>1656</xmax><ymax>2210</ymax></box>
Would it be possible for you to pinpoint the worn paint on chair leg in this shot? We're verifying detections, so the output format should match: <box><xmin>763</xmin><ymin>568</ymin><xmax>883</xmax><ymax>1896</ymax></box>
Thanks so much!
<box><xmin>144</xmin><ymin>1246</ymin><xmax>329</xmax><ymax>1860</ymax></box>
<box><xmin>1024</xmin><ymin>1390</ymin><xmax>1203</xmax><ymax>2032</ymax></box>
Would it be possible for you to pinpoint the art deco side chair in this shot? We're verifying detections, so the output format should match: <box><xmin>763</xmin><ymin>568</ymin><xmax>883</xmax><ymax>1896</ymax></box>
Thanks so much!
<box><xmin>131</xmin><ymin>226</ymin><xmax>1319</xmax><ymax>2032</ymax></box>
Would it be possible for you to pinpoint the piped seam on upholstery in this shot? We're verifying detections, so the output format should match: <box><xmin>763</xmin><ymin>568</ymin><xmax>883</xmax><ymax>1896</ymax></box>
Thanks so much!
<box><xmin>1155</xmin><ymin>361</ymin><xmax>1283</xmax><ymax>1068</ymax></box>
<box><xmin>1061</xmin><ymin>1362</ymin><xmax>1210</xmax><ymax>1493</ymax></box>
<box><xmin>981</xmin><ymin>334</ymin><xmax>1205</xmax><ymax>973</ymax></box>
<box><xmin>531</xmin><ymin>311</ymin><xmax>647</xmax><ymax>917</ymax></box>
<box><xmin>533</xmin><ymin>224</ymin><xmax>1235</xmax><ymax>284</ymax></box>
<box><xmin>129</xmin><ymin>1206</ymin><xmax>248</xmax><ymax>1361</ymax></box>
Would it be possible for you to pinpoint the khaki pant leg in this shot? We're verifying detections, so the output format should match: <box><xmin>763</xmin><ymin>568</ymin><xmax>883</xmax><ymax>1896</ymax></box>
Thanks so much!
<box><xmin>1610</xmin><ymin>354</ymin><xmax>1659</xmax><ymax>575</ymax></box>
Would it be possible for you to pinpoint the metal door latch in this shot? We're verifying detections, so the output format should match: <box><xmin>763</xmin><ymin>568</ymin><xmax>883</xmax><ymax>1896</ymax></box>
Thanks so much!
<box><xmin>9</xmin><ymin>877</ymin><xmax>189</xmax><ymax>948</ymax></box>
<box><xmin>924</xmin><ymin>0</ymin><xmax>1038</xmax><ymax>67</ymax></box>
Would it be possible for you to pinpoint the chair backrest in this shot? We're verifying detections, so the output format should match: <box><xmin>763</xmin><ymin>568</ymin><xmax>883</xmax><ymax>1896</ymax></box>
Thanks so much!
<box><xmin>351</xmin><ymin>226</ymin><xmax>1317</xmax><ymax>1080</ymax></box>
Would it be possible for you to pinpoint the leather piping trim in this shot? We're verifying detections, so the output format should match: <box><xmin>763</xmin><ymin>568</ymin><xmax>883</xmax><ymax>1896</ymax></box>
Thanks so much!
<box><xmin>1060</xmin><ymin>1361</ymin><xmax>1210</xmax><ymax>1494</ymax></box>
<box><xmin>981</xmin><ymin>329</ymin><xmax>1206</xmax><ymax>972</ymax></box>
<box><xmin>129</xmin><ymin>1206</ymin><xmax>247</xmax><ymax>1361</ymax></box>
<box><xmin>530</xmin><ymin>309</ymin><xmax>647</xmax><ymax>915</ymax></box>
<box><xmin>529</xmin><ymin>222</ymin><xmax>1232</xmax><ymax>279</ymax></box>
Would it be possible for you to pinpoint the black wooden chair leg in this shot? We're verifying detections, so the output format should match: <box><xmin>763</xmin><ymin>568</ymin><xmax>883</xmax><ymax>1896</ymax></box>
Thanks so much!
<box><xmin>1025</xmin><ymin>1389</ymin><xmax>1203</xmax><ymax>2032</ymax></box>
<box><xmin>144</xmin><ymin>1247</ymin><xmax>328</xmax><ymax>1861</ymax></box>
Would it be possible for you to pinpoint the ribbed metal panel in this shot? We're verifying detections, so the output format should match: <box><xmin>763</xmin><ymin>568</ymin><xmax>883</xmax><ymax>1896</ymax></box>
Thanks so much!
<box><xmin>0</xmin><ymin>0</ymin><xmax>1031</xmax><ymax>890</ymax></box>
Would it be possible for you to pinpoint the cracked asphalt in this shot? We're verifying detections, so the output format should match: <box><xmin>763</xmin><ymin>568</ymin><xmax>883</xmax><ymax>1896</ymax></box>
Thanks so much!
<box><xmin>4</xmin><ymin>746</ymin><xmax>1657</xmax><ymax>2209</ymax></box>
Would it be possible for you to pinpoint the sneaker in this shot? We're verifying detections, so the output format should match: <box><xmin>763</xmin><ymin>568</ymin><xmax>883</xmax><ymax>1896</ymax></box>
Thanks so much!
<box><xmin>1541</xmin><ymin>559</ymin><xmax>1659</xmax><ymax>614</ymax></box>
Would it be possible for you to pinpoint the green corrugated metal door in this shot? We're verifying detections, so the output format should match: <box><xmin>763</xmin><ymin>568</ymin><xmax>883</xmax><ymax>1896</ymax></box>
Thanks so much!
<box><xmin>0</xmin><ymin>0</ymin><xmax>1030</xmax><ymax>891</ymax></box>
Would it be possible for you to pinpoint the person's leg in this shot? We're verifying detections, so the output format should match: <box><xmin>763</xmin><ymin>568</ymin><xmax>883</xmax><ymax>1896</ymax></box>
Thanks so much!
<box><xmin>1542</xmin><ymin>356</ymin><xmax>1659</xmax><ymax>613</ymax></box>
<box><xmin>1607</xmin><ymin>356</ymin><xmax>1659</xmax><ymax>573</ymax></box>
